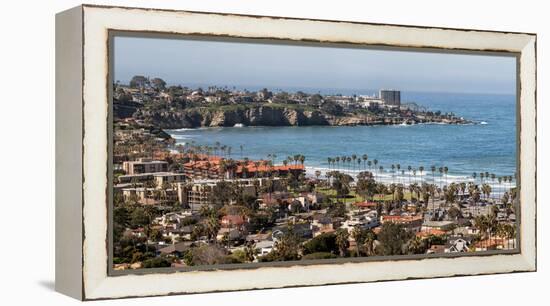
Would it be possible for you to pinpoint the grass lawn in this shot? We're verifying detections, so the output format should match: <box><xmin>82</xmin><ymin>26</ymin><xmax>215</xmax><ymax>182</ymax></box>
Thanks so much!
<box><xmin>315</xmin><ymin>187</ymin><xmax>363</xmax><ymax>204</ymax></box>
<box><xmin>316</xmin><ymin>186</ymin><xmax>419</xmax><ymax>203</ymax></box>
<box><xmin>374</xmin><ymin>191</ymin><xmax>416</xmax><ymax>201</ymax></box>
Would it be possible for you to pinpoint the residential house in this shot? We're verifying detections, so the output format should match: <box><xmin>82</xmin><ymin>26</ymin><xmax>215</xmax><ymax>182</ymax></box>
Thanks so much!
<box><xmin>380</xmin><ymin>215</ymin><xmax>423</xmax><ymax>232</ymax></box>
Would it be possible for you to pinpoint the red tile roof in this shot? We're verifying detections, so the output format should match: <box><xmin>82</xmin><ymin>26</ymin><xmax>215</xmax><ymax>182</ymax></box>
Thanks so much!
<box><xmin>182</xmin><ymin>156</ymin><xmax>305</xmax><ymax>174</ymax></box>
<box><xmin>354</xmin><ymin>201</ymin><xmax>378</xmax><ymax>208</ymax></box>
<box><xmin>381</xmin><ymin>215</ymin><xmax>423</xmax><ymax>224</ymax></box>
<box><xmin>416</xmin><ymin>229</ymin><xmax>446</xmax><ymax>237</ymax></box>
<box><xmin>221</xmin><ymin>215</ymin><xmax>247</xmax><ymax>226</ymax></box>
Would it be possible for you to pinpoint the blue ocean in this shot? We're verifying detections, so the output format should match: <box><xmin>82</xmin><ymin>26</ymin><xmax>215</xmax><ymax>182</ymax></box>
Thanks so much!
<box><xmin>168</xmin><ymin>91</ymin><xmax>516</xmax><ymax>190</ymax></box>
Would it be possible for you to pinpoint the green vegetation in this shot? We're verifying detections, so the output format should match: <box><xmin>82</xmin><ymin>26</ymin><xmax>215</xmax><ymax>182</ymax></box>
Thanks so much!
<box><xmin>376</xmin><ymin>223</ymin><xmax>413</xmax><ymax>256</ymax></box>
<box><xmin>302</xmin><ymin>232</ymin><xmax>338</xmax><ymax>255</ymax></box>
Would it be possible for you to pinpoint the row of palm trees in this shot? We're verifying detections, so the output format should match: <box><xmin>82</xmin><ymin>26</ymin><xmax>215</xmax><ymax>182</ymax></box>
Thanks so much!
<box><xmin>326</xmin><ymin>155</ymin><xmax>448</xmax><ymax>187</ymax></box>
<box><xmin>175</xmin><ymin>140</ymin><xmax>236</xmax><ymax>159</ymax></box>
<box><xmin>473</xmin><ymin>214</ymin><xmax>517</xmax><ymax>249</ymax></box>
<box><xmin>180</xmin><ymin>141</ymin><xmax>309</xmax><ymax>171</ymax></box>
<box><xmin>327</xmin><ymin>154</ymin><xmax>372</xmax><ymax>173</ymax></box>
<box><xmin>472</xmin><ymin>172</ymin><xmax>516</xmax><ymax>200</ymax></box>
<box><xmin>325</xmin><ymin>154</ymin><xmax>516</xmax><ymax>198</ymax></box>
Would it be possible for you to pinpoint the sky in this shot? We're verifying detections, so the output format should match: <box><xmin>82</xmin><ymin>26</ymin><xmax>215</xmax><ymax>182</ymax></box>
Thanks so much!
<box><xmin>114</xmin><ymin>36</ymin><xmax>517</xmax><ymax>95</ymax></box>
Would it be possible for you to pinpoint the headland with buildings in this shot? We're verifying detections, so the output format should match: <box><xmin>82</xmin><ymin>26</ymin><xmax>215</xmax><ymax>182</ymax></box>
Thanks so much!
<box><xmin>114</xmin><ymin>76</ymin><xmax>473</xmax><ymax>130</ymax></box>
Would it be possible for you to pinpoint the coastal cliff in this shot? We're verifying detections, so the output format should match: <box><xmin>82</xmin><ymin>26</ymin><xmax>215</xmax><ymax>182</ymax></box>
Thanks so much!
<box><xmin>131</xmin><ymin>105</ymin><xmax>470</xmax><ymax>129</ymax></box>
<box><xmin>132</xmin><ymin>106</ymin><xmax>328</xmax><ymax>128</ymax></box>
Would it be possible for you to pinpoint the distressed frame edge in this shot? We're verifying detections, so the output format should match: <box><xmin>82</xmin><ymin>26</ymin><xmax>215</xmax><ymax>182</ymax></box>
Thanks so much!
<box><xmin>55</xmin><ymin>5</ymin><xmax>85</xmax><ymax>300</ymax></box>
<box><xmin>76</xmin><ymin>5</ymin><xmax>537</xmax><ymax>300</ymax></box>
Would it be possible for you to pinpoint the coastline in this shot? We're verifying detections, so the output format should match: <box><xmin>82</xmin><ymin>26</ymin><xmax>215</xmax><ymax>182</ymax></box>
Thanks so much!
<box><xmin>303</xmin><ymin>166</ymin><xmax>515</xmax><ymax>194</ymax></box>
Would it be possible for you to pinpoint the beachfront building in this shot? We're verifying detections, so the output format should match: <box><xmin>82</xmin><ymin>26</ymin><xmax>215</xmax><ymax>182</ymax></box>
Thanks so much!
<box><xmin>116</xmin><ymin>172</ymin><xmax>185</xmax><ymax>188</ymax></box>
<box><xmin>117</xmin><ymin>173</ymin><xmax>154</xmax><ymax>184</ymax></box>
<box><xmin>122</xmin><ymin>158</ymin><xmax>168</xmax><ymax>175</ymax></box>
<box><xmin>182</xmin><ymin>156</ymin><xmax>305</xmax><ymax>180</ymax></box>
<box><xmin>153</xmin><ymin>172</ymin><xmax>186</xmax><ymax>186</ymax></box>
<box><xmin>357</xmin><ymin>97</ymin><xmax>385</xmax><ymax>109</ymax></box>
<box><xmin>182</xmin><ymin>158</ymin><xmax>223</xmax><ymax>180</ymax></box>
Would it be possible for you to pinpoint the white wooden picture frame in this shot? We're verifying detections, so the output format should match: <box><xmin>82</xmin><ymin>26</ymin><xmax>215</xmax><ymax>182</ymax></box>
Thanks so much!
<box><xmin>55</xmin><ymin>4</ymin><xmax>536</xmax><ymax>300</ymax></box>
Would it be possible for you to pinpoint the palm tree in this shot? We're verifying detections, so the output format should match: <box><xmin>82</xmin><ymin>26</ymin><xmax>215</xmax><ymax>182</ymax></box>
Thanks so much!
<box><xmin>362</xmin><ymin>154</ymin><xmax>368</xmax><ymax>171</ymax></box>
<box><xmin>335</xmin><ymin>228</ymin><xmax>350</xmax><ymax>257</ymax></box>
<box><xmin>293</xmin><ymin>154</ymin><xmax>300</xmax><ymax>166</ymax></box>
<box><xmin>438</xmin><ymin>167</ymin><xmax>444</xmax><ymax>189</ymax></box>
<box><xmin>473</xmin><ymin>215</ymin><xmax>487</xmax><ymax>248</ymax></box>
<box><xmin>396</xmin><ymin>164</ymin><xmax>401</xmax><ymax>184</ymax></box>
<box><xmin>490</xmin><ymin>173</ymin><xmax>496</xmax><ymax>197</ymax></box>
<box><xmin>315</xmin><ymin>170</ymin><xmax>321</xmax><ymax>180</ymax></box>
<box><xmin>205</xmin><ymin>215</ymin><xmax>220</xmax><ymax>243</ymax></box>
<box><xmin>482</xmin><ymin>183</ymin><xmax>492</xmax><ymax>202</ymax></box>
<box><xmin>409</xmin><ymin>183</ymin><xmax>419</xmax><ymax>202</ymax></box>
<box><xmin>470</xmin><ymin>184</ymin><xmax>481</xmax><ymax>216</ymax></box>
<box><xmin>351</xmin><ymin>227</ymin><xmax>366</xmax><ymax>256</ymax></box>
<box><xmin>389</xmin><ymin>183</ymin><xmax>397</xmax><ymax>202</ymax></box>
<box><xmin>498</xmin><ymin>176</ymin><xmax>503</xmax><ymax>200</ymax></box>
<box><xmin>373</xmin><ymin>159</ymin><xmax>379</xmax><ymax>178</ymax></box>
<box><xmin>472</xmin><ymin>172</ymin><xmax>477</xmax><ymax>185</ymax></box>
<box><xmin>486</xmin><ymin>213</ymin><xmax>497</xmax><ymax>248</ymax></box>
<box><xmin>419</xmin><ymin>166</ymin><xmax>425</xmax><ymax>184</ymax></box>
<box><xmin>421</xmin><ymin>183</ymin><xmax>431</xmax><ymax>210</ymax></box>
<box><xmin>407</xmin><ymin>165</ymin><xmax>412</xmax><ymax>185</ymax></box>
<box><xmin>428</xmin><ymin>184</ymin><xmax>436</xmax><ymax>219</ymax></box>
<box><xmin>508</xmin><ymin>224</ymin><xmax>517</xmax><ymax>249</ymax></box>
<box><xmin>364</xmin><ymin>230</ymin><xmax>376</xmax><ymax>256</ymax></box>
<box><xmin>215</xmin><ymin>141</ymin><xmax>221</xmax><ymax>157</ymax></box>
<box><xmin>431</xmin><ymin>166</ymin><xmax>436</xmax><ymax>185</ymax></box>
<box><xmin>335</xmin><ymin>156</ymin><xmax>340</xmax><ymax>172</ymax></box>
<box><xmin>391</xmin><ymin>164</ymin><xmax>396</xmax><ymax>184</ymax></box>
<box><xmin>459</xmin><ymin>182</ymin><xmax>466</xmax><ymax>199</ymax></box>
<box><xmin>352</xmin><ymin>154</ymin><xmax>357</xmax><ymax>172</ymax></box>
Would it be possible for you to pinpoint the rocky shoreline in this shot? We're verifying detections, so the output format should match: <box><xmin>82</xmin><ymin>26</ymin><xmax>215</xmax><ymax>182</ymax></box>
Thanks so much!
<box><xmin>129</xmin><ymin>105</ymin><xmax>472</xmax><ymax>129</ymax></box>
